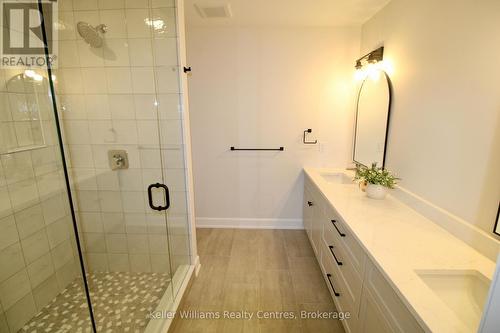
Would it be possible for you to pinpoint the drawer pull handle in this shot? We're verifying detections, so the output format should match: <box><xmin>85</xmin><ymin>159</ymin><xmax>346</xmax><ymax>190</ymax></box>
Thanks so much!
<box><xmin>331</xmin><ymin>220</ymin><xmax>346</xmax><ymax>237</ymax></box>
<box><xmin>307</xmin><ymin>201</ymin><xmax>313</xmax><ymax>207</ymax></box>
<box><xmin>328</xmin><ymin>245</ymin><xmax>343</xmax><ymax>266</ymax></box>
<box><xmin>326</xmin><ymin>273</ymin><xmax>340</xmax><ymax>297</ymax></box>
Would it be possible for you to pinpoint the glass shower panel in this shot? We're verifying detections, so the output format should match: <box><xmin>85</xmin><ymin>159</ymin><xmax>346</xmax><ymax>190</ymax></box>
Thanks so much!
<box><xmin>0</xmin><ymin>66</ymin><xmax>93</xmax><ymax>332</ymax></box>
<box><xmin>50</xmin><ymin>0</ymin><xmax>192</xmax><ymax>331</ymax></box>
<box><xmin>150</xmin><ymin>5</ymin><xmax>192</xmax><ymax>300</ymax></box>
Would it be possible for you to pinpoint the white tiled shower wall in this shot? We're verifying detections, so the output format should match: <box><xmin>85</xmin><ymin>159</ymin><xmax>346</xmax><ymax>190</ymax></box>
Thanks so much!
<box><xmin>55</xmin><ymin>0</ymin><xmax>191</xmax><ymax>274</ymax></box>
<box><xmin>0</xmin><ymin>70</ymin><xmax>82</xmax><ymax>331</ymax></box>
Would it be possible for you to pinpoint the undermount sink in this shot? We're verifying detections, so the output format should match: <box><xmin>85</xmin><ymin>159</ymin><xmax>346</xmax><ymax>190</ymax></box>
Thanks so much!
<box><xmin>320</xmin><ymin>172</ymin><xmax>354</xmax><ymax>185</ymax></box>
<box><xmin>416</xmin><ymin>269</ymin><xmax>491</xmax><ymax>331</ymax></box>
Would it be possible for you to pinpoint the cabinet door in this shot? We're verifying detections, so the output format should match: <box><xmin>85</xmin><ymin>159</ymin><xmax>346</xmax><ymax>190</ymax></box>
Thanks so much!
<box><xmin>358</xmin><ymin>288</ymin><xmax>394</xmax><ymax>333</ymax></box>
<box><xmin>303</xmin><ymin>187</ymin><xmax>314</xmax><ymax>241</ymax></box>
<box><xmin>311</xmin><ymin>205</ymin><xmax>323</xmax><ymax>255</ymax></box>
<box><xmin>364</xmin><ymin>262</ymin><xmax>425</xmax><ymax>333</ymax></box>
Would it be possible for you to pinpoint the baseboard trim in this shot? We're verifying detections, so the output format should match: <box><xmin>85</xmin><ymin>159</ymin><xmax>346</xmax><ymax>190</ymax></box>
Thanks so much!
<box><xmin>393</xmin><ymin>185</ymin><xmax>500</xmax><ymax>261</ymax></box>
<box><xmin>196</xmin><ymin>217</ymin><xmax>304</xmax><ymax>230</ymax></box>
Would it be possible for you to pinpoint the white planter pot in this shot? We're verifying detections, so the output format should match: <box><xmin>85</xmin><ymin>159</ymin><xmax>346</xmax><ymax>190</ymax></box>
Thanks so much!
<box><xmin>365</xmin><ymin>184</ymin><xmax>388</xmax><ymax>200</ymax></box>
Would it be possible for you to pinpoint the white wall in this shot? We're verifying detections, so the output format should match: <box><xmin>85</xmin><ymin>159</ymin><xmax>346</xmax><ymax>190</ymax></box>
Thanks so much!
<box><xmin>186</xmin><ymin>26</ymin><xmax>360</xmax><ymax>228</ymax></box>
<box><xmin>361</xmin><ymin>0</ymin><xmax>500</xmax><ymax>234</ymax></box>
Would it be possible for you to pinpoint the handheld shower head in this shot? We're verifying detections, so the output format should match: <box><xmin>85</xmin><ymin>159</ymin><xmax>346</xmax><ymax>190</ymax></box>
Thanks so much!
<box><xmin>77</xmin><ymin>22</ymin><xmax>107</xmax><ymax>48</ymax></box>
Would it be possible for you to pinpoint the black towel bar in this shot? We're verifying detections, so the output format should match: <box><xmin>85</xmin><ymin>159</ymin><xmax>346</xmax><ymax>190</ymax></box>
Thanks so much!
<box><xmin>230</xmin><ymin>147</ymin><xmax>284</xmax><ymax>151</ymax></box>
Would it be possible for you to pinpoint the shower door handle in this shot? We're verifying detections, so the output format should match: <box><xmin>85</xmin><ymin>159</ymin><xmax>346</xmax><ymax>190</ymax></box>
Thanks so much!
<box><xmin>147</xmin><ymin>183</ymin><xmax>171</xmax><ymax>211</ymax></box>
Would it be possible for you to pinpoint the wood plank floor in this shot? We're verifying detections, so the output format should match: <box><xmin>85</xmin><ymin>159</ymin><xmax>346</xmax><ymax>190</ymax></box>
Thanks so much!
<box><xmin>170</xmin><ymin>228</ymin><xmax>346</xmax><ymax>333</ymax></box>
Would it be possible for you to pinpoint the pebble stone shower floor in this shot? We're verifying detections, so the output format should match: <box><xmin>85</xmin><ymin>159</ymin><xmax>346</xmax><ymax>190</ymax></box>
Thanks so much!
<box><xmin>20</xmin><ymin>272</ymin><xmax>171</xmax><ymax>333</ymax></box>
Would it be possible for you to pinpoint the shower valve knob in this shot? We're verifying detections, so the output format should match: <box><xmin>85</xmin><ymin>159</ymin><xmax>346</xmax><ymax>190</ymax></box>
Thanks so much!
<box><xmin>108</xmin><ymin>150</ymin><xmax>129</xmax><ymax>170</ymax></box>
<box><xmin>96</xmin><ymin>24</ymin><xmax>108</xmax><ymax>33</ymax></box>
<box><xmin>114</xmin><ymin>154</ymin><xmax>124</xmax><ymax>166</ymax></box>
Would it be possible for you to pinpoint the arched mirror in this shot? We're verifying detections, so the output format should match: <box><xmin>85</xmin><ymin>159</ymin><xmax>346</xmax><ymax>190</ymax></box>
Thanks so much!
<box><xmin>353</xmin><ymin>69</ymin><xmax>392</xmax><ymax>168</ymax></box>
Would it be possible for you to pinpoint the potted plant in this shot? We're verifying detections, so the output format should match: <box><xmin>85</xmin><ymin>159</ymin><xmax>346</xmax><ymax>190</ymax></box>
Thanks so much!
<box><xmin>354</xmin><ymin>163</ymin><xmax>398</xmax><ymax>199</ymax></box>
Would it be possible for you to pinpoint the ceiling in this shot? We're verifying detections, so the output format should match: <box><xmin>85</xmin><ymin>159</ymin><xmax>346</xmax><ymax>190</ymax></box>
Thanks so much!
<box><xmin>184</xmin><ymin>0</ymin><xmax>391</xmax><ymax>27</ymax></box>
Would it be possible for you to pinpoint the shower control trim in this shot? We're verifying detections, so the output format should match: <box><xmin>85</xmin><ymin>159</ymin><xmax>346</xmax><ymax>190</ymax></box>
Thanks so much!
<box><xmin>108</xmin><ymin>150</ymin><xmax>129</xmax><ymax>170</ymax></box>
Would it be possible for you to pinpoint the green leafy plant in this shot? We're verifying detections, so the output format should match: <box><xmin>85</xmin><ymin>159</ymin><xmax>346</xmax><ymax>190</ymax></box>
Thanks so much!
<box><xmin>354</xmin><ymin>163</ymin><xmax>399</xmax><ymax>189</ymax></box>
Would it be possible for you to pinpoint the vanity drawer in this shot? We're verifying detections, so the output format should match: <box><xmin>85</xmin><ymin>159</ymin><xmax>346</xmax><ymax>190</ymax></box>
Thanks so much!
<box><xmin>323</xmin><ymin>218</ymin><xmax>363</xmax><ymax>311</ymax></box>
<box><xmin>320</xmin><ymin>242</ymin><xmax>358</xmax><ymax>333</ymax></box>
<box><xmin>325</xmin><ymin>203</ymin><xmax>366</xmax><ymax>276</ymax></box>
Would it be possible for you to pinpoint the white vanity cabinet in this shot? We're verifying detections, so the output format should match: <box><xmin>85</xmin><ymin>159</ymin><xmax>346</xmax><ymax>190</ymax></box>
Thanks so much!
<box><xmin>304</xmin><ymin>175</ymin><xmax>425</xmax><ymax>333</ymax></box>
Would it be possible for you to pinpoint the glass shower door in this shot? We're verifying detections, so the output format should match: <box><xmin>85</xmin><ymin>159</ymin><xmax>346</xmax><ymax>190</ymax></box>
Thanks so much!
<box><xmin>45</xmin><ymin>0</ymin><xmax>192</xmax><ymax>331</ymax></box>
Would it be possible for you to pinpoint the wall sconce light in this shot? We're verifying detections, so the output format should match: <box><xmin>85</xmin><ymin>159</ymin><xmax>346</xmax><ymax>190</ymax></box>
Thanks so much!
<box><xmin>354</xmin><ymin>46</ymin><xmax>385</xmax><ymax>81</ymax></box>
<box><xmin>366</xmin><ymin>47</ymin><xmax>384</xmax><ymax>63</ymax></box>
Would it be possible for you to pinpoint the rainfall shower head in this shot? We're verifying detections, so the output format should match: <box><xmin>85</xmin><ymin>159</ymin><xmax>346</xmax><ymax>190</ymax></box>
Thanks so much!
<box><xmin>77</xmin><ymin>22</ymin><xmax>107</xmax><ymax>48</ymax></box>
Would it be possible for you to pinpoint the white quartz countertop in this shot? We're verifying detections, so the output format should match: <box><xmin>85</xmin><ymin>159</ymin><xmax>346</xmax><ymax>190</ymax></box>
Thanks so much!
<box><xmin>304</xmin><ymin>167</ymin><xmax>496</xmax><ymax>333</ymax></box>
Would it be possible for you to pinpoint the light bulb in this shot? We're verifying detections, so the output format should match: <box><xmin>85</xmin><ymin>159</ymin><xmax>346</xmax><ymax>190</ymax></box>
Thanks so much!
<box><xmin>365</xmin><ymin>63</ymin><xmax>381</xmax><ymax>81</ymax></box>
<box><xmin>369</xmin><ymin>69</ymin><xmax>381</xmax><ymax>81</ymax></box>
<box><xmin>354</xmin><ymin>68</ymin><xmax>367</xmax><ymax>81</ymax></box>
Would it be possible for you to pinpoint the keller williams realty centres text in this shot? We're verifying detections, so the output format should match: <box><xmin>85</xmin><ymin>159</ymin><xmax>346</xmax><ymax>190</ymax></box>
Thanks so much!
<box><xmin>148</xmin><ymin>310</ymin><xmax>351</xmax><ymax>321</ymax></box>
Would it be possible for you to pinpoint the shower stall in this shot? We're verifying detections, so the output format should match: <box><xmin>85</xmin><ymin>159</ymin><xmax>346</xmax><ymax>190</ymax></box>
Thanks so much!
<box><xmin>0</xmin><ymin>0</ymin><xmax>196</xmax><ymax>332</ymax></box>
